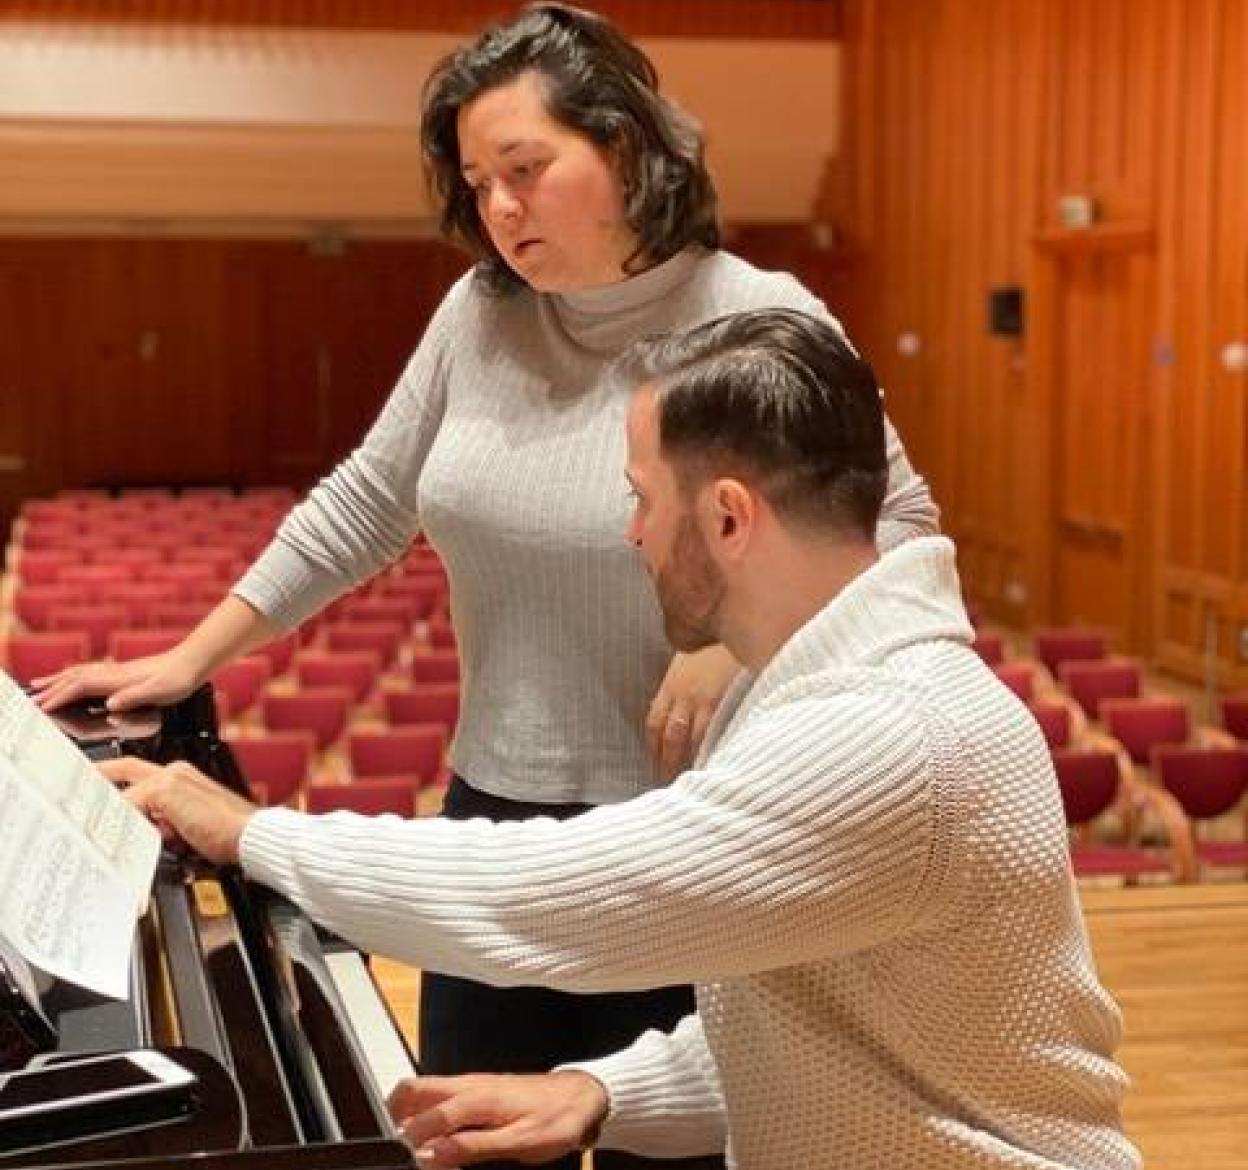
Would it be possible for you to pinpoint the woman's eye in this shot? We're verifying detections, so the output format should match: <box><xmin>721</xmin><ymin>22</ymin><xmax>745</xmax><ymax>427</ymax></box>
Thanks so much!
<box><xmin>514</xmin><ymin>159</ymin><xmax>547</xmax><ymax>182</ymax></box>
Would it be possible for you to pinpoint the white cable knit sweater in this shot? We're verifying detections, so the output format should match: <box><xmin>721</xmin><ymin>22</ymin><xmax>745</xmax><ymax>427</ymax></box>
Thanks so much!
<box><xmin>241</xmin><ymin>536</ymin><xmax>1139</xmax><ymax>1170</ymax></box>
<box><xmin>232</xmin><ymin>247</ymin><xmax>937</xmax><ymax>806</ymax></box>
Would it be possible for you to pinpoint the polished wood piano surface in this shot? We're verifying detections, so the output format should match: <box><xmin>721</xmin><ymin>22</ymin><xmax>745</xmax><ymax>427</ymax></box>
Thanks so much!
<box><xmin>1</xmin><ymin>688</ymin><xmax>417</xmax><ymax>1170</ymax></box>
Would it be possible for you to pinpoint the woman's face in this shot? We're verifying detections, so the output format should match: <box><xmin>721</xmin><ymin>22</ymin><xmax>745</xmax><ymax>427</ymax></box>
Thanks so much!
<box><xmin>456</xmin><ymin>71</ymin><xmax>639</xmax><ymax>292</ymax></box>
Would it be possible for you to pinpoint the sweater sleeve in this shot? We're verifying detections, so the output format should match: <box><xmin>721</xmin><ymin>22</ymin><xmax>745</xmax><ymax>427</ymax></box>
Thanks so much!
<box><xmin>231</xmin><ymin>275</ymin><xmax>468</xmax><ymax>631</ymax></box>
<box><xmin>239</xmin><ymin>689</ymin><xmax>950</xmax><ymax>991</ymax></box>
<box><xmin>562</xmin><ymin>1014</ymin><xmax>728</xmax><ymax>1159</ymax></box>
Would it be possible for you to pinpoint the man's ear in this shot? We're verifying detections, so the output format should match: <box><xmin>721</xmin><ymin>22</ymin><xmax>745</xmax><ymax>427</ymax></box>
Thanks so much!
<box><xmin>705</xmin><ymin>477</ymin><xmax>755</xmax><ymax>557</ymax></box>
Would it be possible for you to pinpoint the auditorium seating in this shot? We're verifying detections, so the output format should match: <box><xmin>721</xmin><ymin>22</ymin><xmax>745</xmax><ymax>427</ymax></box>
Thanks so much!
<box><xmin>383</xmin><ymin>683</ymin><xmax>460</xmax><ymax>735</ymax></box>
<box><xmin>253</xmin><ymin>634</ymin><xmax>299</xmax><ymax>677</ymax></box>
<box><xmin>971</xmin><ymin>632</ymin><xmax>1005</xmax><ymax>666</ymax></box>
<box><xmin>1153</xmin><ymin>745</ymin><xmax>1248</xmax><ymax>875</ymax></box>
<box><xmin>262</xmin><ymin>688</ymin><xmax>353</xmax><ymax>750</ymax></box>
<box><xmin>305</xmin><ymin>777</ymin><xmax>418</xmax><ymax>817</ymax></box>
<box><xmin>1220</xmin><ymin>694</ymin><xmax>1248</xmax><ymax>742</ymax></box>
<box><xmin>409</xmin><ymin>650</ymin><xmax>460</xmax><ymax>685</ymax></box>
<box><xmin>295</xmin><ymin>651</ymin><xmax>383</xmax><ymax>705</ymax></box>
<box><xmin>346</xmin><ymin>726</ymin><xmax>449</xmax><ymax>789</ymax></box>
<box><xmin>1101</xmin><ymin>697</ymin><xmax>1192</xmax><ymax>766</ymax></box>
<box><xmin>1051</xmin><ymin>746</ymin><xmax>1195</xmax><ymax>883</ymax></box>
<box><xmin>993</xmin><ymin>661</ymin><xmax>1044</xmax><ymax>702</ymax></box>
<box><xmin>1033</xmin><ymin>627</ymin><xmax>1109</xmax><ymax>678</ymax></box>
<box><xmin>210</xmin><ymin>655</ymin><xmax>273</xmax><ymax>720</ymax></box>
<box><xmin>226</xmin><ymin>731</ymin><xmax>315</xmax><ymax>806</ymax></box>
<box><xmin>1029</xmin><ymin>697</ymin><xmax>1087</xmax><ymax>750</ymax></box>
<box><xmin>426</xmin><ymin>616</ymin><xmax>457</xmax><ymax>650</ymax></box>
<box><xmin>108</xmin><ymin>628</ymin><xmax>186</xmax><ymax>661</ymax></box>
<box><xmin>324</xmin><ymin>621</ymin><xmax>406</xmax><ymax>668</ymax></box>
<box><xmin>14</xmin><ymin>584</ymin><xmax>88</xmax><ymax>630</ymax></box>
<box><xmin>1059</xmin><ymin>658</ymin><xmax>1143</xmax><ymax>719</ymax></box>
<box><xmin>4</xmin><ymin>631</ymin><xmax>91</xmax><ymax>686</ymax></box>
<box><xmin>48</xmin><ymin>603</ymin><xmax>129</xmax><ymax>657</ymax></box>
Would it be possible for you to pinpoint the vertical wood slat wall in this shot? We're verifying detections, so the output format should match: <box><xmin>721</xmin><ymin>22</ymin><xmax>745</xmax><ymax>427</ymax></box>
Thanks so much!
<box><xmin>0</xmin><ymin>238</ymin><xmax>470</xmax><ymax>526</ymax></box>
<box><xmin>835</xmin><ymin>0</ymin><xmax>1248</xmax><ymax>688</ymax></box>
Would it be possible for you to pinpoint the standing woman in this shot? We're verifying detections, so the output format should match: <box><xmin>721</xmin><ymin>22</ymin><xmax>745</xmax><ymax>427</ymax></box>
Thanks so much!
<box><xmin>37</xmin><ymin>6</ymin><xmax>937</xmax><ymax>1167</ymax></box>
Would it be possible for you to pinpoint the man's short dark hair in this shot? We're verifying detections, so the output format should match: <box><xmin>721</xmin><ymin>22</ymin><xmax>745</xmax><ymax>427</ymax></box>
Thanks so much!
<box><xmin>629</xmin><ymin>309</ymin><xmax>889</xmax><ymax>538</ymax></box>
<box><xmin>421</xmin><ymin>2</ymin><xmax>720</xmax><ymax>294</ymax></box>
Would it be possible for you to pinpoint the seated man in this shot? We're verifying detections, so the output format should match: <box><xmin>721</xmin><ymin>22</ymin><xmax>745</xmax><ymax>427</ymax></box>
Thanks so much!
<box><xmin>107</xmin><ymin>309</ymin><xmax>1139</xmax><ymax>1170</ymax></box>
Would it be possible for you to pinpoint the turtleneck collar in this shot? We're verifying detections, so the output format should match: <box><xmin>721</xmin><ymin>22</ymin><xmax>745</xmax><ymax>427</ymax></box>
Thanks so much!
<box><xmin>749</xmin><ymin>536</ymin><xmax>974</xmax><ymax>706</ymax></box>
<box><xmin>698</xmin><ymin>537</ymin><xmax>973</xmax><ymax>764</ymax></box>
<box><xmin>545</xmin><ymin>248</ymin><xmax>706</xmax><ymax>354</ymax></box>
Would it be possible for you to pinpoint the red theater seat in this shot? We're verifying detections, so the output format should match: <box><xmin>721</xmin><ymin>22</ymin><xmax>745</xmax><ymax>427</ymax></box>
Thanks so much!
<box><xmin>384</xmin><ymin>684</ymin><xmax>460</xmax><ymax>735</ymax></box>
<box><xmin>1101</xmin><ymin>697</ymin><xmax>1190</xmax><ymax>766</ymax></box>
<box><xmin>1051</xmin><ymin>747</ymin><xmax>1194</xmax><ymax>883</ymax></box>
<box><xmin>1033</xmin><ymin>627</ymin><xmax>1109</xmax><ymax>678</ymax></box>
<box><xmin>1154</xmin><ymin>744</ymin><xmax>1248</xmax><ymax>874</ymax></box>
<box><xmin>347</xmin><ymin>726</ymin><xmax>448</xmax><ymax>789</ymax></box>
<box><xmin>227</xmin><ymin>732</ymin><xmax>314</xmax><ymax>806</ymax></box>
<box><xmin>5</xmin><ymin>631</ymin><xmax>91</xmax><ymax>686</ymax></box>
<box><xmin>262</xmin><ymin>688</ymin><xmax>352</xmax><ymax>750</ymax></box>
<box><xmin>306</xmin><ymin>778</ymin><xmax>417</xmax><ymax>817</ymax></box>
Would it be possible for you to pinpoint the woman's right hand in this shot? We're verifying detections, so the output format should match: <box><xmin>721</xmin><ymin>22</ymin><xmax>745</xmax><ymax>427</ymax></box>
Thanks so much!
<box><xmin>32</xmin><ymin>647</ymin><xmax>204</xmax><ymax>714</ymax></box>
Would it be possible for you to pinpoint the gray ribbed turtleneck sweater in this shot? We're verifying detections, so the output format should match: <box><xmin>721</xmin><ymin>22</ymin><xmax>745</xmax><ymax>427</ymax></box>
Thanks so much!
<box><xmin>234</xmin><ymin>248</ymin><xmax>938</xmax><ymax>804</ymax></box>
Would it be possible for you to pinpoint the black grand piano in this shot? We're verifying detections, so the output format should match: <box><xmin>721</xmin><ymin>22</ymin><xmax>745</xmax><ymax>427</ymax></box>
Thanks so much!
<box><xmin>0</xmin><ymin>687</ymin><xmax>417</xmax><ymax>1170</ymax></box>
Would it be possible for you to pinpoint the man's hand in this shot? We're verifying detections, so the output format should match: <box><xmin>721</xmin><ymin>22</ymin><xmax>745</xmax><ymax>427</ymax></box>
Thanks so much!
<box><xmin>33</xmin><ymin>648</ymin><xmax>203</xmax><ymax>714</ymax></box>
<box><xmin>647</xmin><ymin>644</ymin><xmax>741</xmax><ymax>781</ymax></box>
<box><xmin>99</xmin><ymin>757</ymin><xmax>257</xmax><ymax>866</ymax></box>
<box><xmin>388</xmin><ymin>1070</ymin><xmax>609</xmax><ymax>1168</ymax></box>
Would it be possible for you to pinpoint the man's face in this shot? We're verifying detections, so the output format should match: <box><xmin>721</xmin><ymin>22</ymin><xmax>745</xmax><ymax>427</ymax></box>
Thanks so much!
<box><xmin>625</xmin><ymin>389</ymin><xmax>725</xmax><ymax>652</ymax></box>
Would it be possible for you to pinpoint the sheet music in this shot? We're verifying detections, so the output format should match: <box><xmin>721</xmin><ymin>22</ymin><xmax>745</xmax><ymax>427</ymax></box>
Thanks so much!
<box><xmin>0</xmin><ymin>671</ymin><xmax>161</xmax><ymax>999</ymax></box>
<box><xmin>0</xmin><ymin>672</ymin><xmax>159</xmax><ymax>912</ymax></box>
<box><xmin>0</xmin><ymin>755</ymin><xmax>140</xmax><ymax>998</ymax></box>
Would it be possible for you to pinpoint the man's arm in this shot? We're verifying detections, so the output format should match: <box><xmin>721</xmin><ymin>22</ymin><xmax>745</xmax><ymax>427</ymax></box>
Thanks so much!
<box><xmin>386</xmin><ymin>1014</ymin><xmax>726</xmax><ymax>1166</ymax></box>
<box><xmin>110</xmin><ymin>689</ymin><xmax>943</xmax><ymax>992</ymax></box>
<box><xmin>566</xmin><ymin>1013</ymin><xmax>728</xmax><ymax>1158</ymax></box>
<box><xmin>236</xmin><ymin>690</ymin><xmax>941</xmax><ymax>992</ymax></box>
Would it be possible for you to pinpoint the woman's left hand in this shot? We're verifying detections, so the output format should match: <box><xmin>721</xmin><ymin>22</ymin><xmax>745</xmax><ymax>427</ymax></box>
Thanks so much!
<box><xmin>646</xmin><ymin>644</ymin><xmax>742</xmax><ymax>781</ymax></box>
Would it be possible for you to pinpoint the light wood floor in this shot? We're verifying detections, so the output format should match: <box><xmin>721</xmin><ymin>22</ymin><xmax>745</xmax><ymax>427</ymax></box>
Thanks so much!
<box><xmin>1082</xmin><ymin>881</ymin><xmax>1248</xmax><ymax>1169</ymax></box>
<box><xmin>373</xmin><ymin>880</ymin><xmax>1248</xmax><ymax>1169</ymax></box>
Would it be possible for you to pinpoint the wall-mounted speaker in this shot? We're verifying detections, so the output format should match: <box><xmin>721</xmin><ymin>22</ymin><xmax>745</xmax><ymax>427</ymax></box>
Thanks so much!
<box><xmin>988</xmin><ymin>286</ymin><xmax>1024</xmax><ymax>337</ymax></box>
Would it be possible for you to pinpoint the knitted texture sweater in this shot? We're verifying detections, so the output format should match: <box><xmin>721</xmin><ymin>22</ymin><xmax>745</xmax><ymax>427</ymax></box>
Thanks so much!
<box><xmin>241</xmin><ymin>537</ymin><xmax>1139</xmax><ymax>1170</ymax></box>
<box><xmin>232</xmin><ymin>247</ymin><xmax>937</xmax><ymax>805</ymax></box>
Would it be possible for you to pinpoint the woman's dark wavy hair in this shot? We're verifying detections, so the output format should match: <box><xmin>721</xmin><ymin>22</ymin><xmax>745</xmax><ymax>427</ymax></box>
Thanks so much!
<box><xmin>627</xmin><ymin>309</ymin><xmax>889</xmax><ymax>538</ymax></box>
<box><xmin>420</xmin><ymin>2</ymin><xmax>720</xmax><ymax>294</ymax></box>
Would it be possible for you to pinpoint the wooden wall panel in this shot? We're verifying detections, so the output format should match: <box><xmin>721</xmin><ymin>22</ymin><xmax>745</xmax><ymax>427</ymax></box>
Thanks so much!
<box><xmin>0</xmin><ymin>237</ymin><xmax>469</xmax><ymax>532</ymax></box>
<box><xmin>840</xmin><ymin>0</ymin><xmax>1248</xmax><ymax>686</ymax></box>
<box><xmin>838</xmin><ymin>0</ymin><xmax>1045</xmax><ymax>621</ymax></box>
<box><xmin>0</xmin><ymin>0</ymin><xmax>845</xmax><ymax>39</ymax></box>
<box><xmin>1152</xmin><ymin>0</ymin><xmax>1248</xmax><ymax>686</ymax></box>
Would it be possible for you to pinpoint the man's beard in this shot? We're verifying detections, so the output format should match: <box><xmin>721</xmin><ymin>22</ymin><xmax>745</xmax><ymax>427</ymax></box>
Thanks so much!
<box><xmin>656</xmin><ymin>514</ymin><xmax>725</xmax><ymax>652</ymax></box>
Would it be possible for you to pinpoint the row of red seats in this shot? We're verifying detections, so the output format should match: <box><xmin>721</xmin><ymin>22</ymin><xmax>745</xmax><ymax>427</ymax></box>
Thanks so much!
<box><xmin>970</xmin><ymin>625</ymin><xmax>1248</xmax><ymax>884</ymax></box>
<box><xmin>230</xmin><ymin>724</ymin><xmax>451</xmax><ymax>815</ymax></box>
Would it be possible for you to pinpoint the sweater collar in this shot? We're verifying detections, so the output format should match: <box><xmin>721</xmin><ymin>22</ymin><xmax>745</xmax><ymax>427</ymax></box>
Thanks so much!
<box><xmin>698</xmin><ymin>537</ymin><xmax>973</xmax><ymax>764</ymax></box>
<box><xmin>546</xmin><ymin>248</ymin><xmax>704</xmax><ymax>353</ymax></box>
<box><xmin>748</xmin><ymin>536</ymin><xmax>973</xmax><ymax>702</ymax></box>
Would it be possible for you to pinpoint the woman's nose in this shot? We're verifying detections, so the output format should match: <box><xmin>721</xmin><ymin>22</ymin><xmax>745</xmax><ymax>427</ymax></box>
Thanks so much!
<box><xmin>486</xmin><ymin>181</ymin><xmax>522</xmax><ymax>224</ymax></box>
